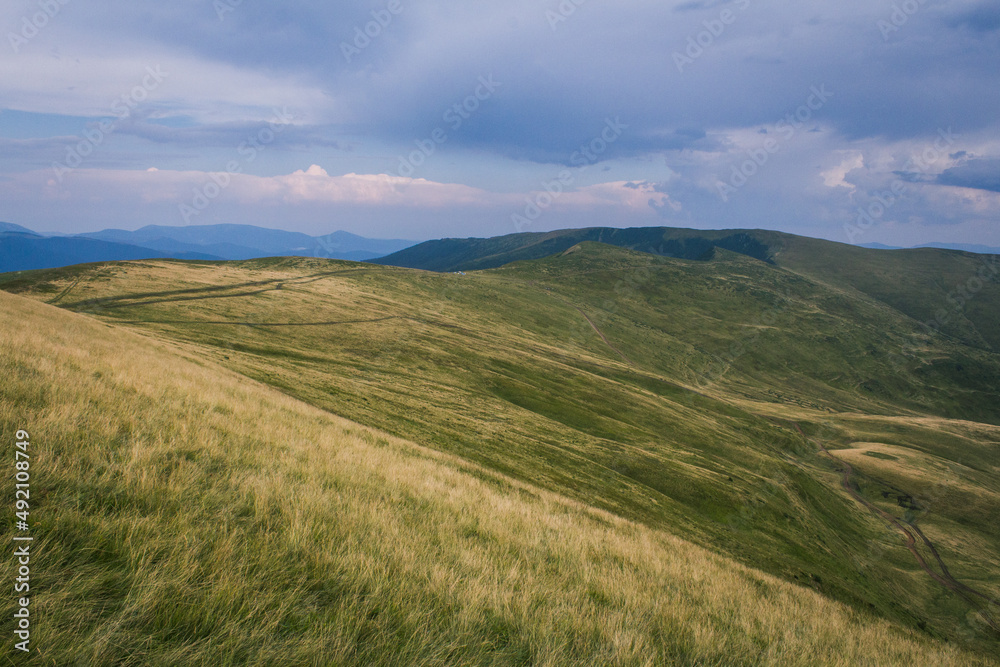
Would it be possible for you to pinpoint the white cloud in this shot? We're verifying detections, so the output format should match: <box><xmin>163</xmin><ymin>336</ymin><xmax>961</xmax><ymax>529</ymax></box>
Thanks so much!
<box><xmin>7</xmin><ymin>165</ymin><xmax>671</xmax><ymax>233</ymax></box>
<box><xmin>821</xmin><ymin>152</ymin><xmax>864</xmax><ymax>191</ymax></box>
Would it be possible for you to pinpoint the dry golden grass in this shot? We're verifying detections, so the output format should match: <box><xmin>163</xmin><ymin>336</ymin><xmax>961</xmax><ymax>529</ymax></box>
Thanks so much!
<box><xmin>0</xmin><ymin>288</ymin><xmax>992</xmax><ymax>664</ymax></box>
<box><xmin>830</xmin><ymin>443</ymin><xmax>996</xmax><ymax>495</ymax></box>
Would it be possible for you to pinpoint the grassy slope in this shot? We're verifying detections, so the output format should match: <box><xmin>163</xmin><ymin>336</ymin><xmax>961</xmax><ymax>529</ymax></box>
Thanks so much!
<box><xmin>2</xmin><ymin>245</ymin><xmax>999</xmax><ymax>660</ymax></box>
<box><xmin>371</xmin><ymin>227</ymin><xmax>775</xmax><ymax>272</ymax></box>
<box><xmin>1</xmin><ymin>290</ymin><xmax>985</xmax><ymax>665</ymax></box>
<box><xmin>373</xmin><ymin>226</ymin><xmax>1000</xmax><ymax>353</ymax></box>
<box><xmin>770</xmin><ymin>235</ymin><xmax>1000</xmax><ymax>351</ymax></box>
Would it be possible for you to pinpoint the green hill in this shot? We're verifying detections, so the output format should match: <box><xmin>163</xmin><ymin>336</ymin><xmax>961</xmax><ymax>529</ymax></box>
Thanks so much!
<box><xmin>372</xmin><ymin>226</ymin><xmax>776</xmax><ymax>271</ymax></box>
<box><xmin>769</xmin><ymin>236</ymin><xmax>1000</xmax><ymax>352</ymax></box>
<box><xmin>2</xmin><ymin>241</ymin><xmax>999</xmax><ymax>663</ymax></box>
<box><xmin>373</xmin><ymin>226</ymin><xmax>1000</xmax><ymax>352</ymax></box>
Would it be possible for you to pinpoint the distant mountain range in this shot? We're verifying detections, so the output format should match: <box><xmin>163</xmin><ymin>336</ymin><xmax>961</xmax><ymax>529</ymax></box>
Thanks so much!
<box><xmin>0</xmin><ymin>222</ymin><xmax>43</xmax><ymax>235</ymax></box>
<box><xmin>373</xmin><ymin>227</ymin><xmax>999</xmax><ymax>274</ymax></box>
<box><xmin>860</xmin><ymin>241</ymin><xmax>1000</xmax><ymax>254</ymax></box>
<box><xmin>0</xmin><ymin>223</ymin><xmax>416</xmax><ymax>272</ymax></box>
<box><xmin>2</xmin><ymin>219</ymin><xmax>996</xmax><ymax>275</ymax></box>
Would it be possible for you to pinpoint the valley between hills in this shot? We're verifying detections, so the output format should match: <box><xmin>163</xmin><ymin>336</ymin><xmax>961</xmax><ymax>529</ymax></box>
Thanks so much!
<box><xmin>2</xmin><ymin>229</ymin><xmax>999</xmax><ymax>665</ymax></box>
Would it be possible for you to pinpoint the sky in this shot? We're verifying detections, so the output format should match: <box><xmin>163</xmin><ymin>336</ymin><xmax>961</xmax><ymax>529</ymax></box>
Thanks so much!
<box><xmin>1</xmin><ymin>0</ymin><xmax>999</xmax><ymax>245</ymax></box>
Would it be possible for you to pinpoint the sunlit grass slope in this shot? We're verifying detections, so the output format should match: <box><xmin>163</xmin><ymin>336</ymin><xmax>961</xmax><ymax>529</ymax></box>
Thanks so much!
<box><xmin>2</xmin><ymin>290</ymin><xmax>987</xmax><ymax>665</ymax></box>
<box><xmin>374</xmin><ymin>225</ymin><xmax>1000</xmax><ymax>353</ymax></box>
<box><xmin>2</xmin><ymin>242</ymin><xmax>999</xmax><ymax>660</ymax></box>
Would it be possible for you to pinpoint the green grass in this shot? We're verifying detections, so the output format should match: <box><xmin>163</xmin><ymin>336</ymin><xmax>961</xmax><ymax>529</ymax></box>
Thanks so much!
<box><xmin>373</xmin><ymin>225</ymin><xmax>1000</xmax><ymax>353</ymax></box>
<box><xmin>4</xmin><ymin>289</ymin><xmax>989</xmax><ymax>665</ymax></box>
<box><xmin>3</xmin><ymin>241</ymin><xmax>999</xmax><ymax>662</ymax></box>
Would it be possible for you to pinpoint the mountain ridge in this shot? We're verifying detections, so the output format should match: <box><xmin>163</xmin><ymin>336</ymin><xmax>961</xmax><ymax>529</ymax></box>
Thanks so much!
<box><xmin>0</xmin><ymin>222</ymin><xmax>418</xmax><ymax>272</ymax></box>
<box><xmin>0</xmin><ymin>232</ymin><xmax>221</xmax><ymax>271</ymax></box>
<box><xmin>373</xmin><ymin>226</ymin><xmax>1000</xmax><ymax>353</ymax></box>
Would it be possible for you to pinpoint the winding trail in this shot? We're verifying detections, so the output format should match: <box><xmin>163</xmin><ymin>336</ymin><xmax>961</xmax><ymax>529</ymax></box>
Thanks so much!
<box><xmin>525</xmin><ymin>282</ymin><xmax>633</xmax><ymax>366</ymax></box>
<box><xmin>793</xmin><ymin>423</ymin><xmax>999</xmax><ymax>633</ymax></box>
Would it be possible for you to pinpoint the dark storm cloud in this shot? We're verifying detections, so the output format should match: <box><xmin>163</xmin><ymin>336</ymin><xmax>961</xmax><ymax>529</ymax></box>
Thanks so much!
<box><xmin>936</xmin><ymin>159</ymin><xmax>1000</xmax><ymax>193</ymax></box>
<box><xmin>2</xmin><ymin>0</ymin><xmax>998</xmax><ymax>243</ymax></box>
<box><xmin>20</xmin><ymin>0</ymin><xmax>999</xmax><ymax>161</ymax></box>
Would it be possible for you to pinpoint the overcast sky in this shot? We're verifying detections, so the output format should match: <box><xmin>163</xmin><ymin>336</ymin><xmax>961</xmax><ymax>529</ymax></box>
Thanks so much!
<box><xmin>1</xmin><ymin>0</ymin><xmax>998</xmax><ymax>245</ymax></box>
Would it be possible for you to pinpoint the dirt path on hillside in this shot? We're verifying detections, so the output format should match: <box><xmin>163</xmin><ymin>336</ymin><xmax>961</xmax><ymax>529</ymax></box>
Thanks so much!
<box><xmin>523</xmin><ymin>282</ymin><xmax>633</xmax><ymax>366</ymax></box>
<box><xmin>570</xmin><ymin>305</ymin><xmax>633</xmax><ymax>366</ymax></box>
<box><xmin>792</xmin><ymin>423</ymin><xmax>999</xmax><ymax>633</ymax></box>
<box><xmin>60</xmin><ymin>267</ymin><xmax>382</xmax><ymax>311</ymax></box>
<box><xmin>48</xmin><ymin>276</ymin><xmax>83</xmax><ymax>305</ymax></box>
